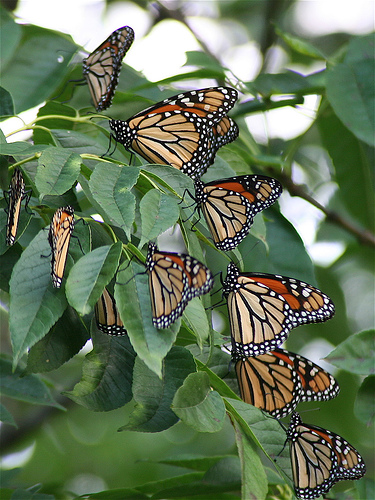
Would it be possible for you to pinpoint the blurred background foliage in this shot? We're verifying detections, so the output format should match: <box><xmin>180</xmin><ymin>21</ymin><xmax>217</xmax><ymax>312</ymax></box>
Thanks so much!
<box><xmin>0</xmin><ymin>0</ymin><xmax>374</xmax><ymax>499</ymax></box>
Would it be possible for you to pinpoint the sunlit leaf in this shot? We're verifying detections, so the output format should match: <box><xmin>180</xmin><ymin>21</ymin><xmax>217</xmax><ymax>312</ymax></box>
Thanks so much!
<box><xmin>66</xmin><ymin>242</ymin><xmax>122</xmax><ymax>315</ymax></box>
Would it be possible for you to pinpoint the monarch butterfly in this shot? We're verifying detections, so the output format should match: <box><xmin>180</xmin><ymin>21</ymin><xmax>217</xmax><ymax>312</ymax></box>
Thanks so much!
<box><xmin>286</xmin><ymin>412</ymin><xmax>366</xmax><ymax>499</ymax></box>
<box><xmin>4</xmin><ymin>168</ymin><xmax>31</xmax><ymax>246</ymax></box>
<box><xmin>223</xmin><ymin>263</ymin><xmax>335</xmax><ymax>357</ymax></box>
<box><xmin>83</xmin><ymin>26</ymin><xmax>134</xmax><ymax>111</ymax></box>
<box><xmin>109</xmin><ymin>86</ymin><xmax>238</xmax><ymax>179</ymax></box>
<box><xmin>48</xmin><ymin>206</ymin><xmax>75</xmax><ymax>288</ymax></box>
<box><xmin>234</xmin><ymin>348</ymin><xmax>339</xmax><ymax>418</ymax></box>
<box><xmin>193</xmin><ymin>175</ymin><xmax>282</xmax><ymax>251</ymax></box>
<box><xmin>146</xmin><ymin>242</ymin><xmax>214</xmax><ymax>329</ymax></box>
<box><xmin>95</xmin><ymin>287</ymin><xmax>127</xmax><ymax>335</ymax></box>
<box><xmin>200</xmin><ymin>115</ymin><xmax>239</xmax><ymax>172</ymax></box>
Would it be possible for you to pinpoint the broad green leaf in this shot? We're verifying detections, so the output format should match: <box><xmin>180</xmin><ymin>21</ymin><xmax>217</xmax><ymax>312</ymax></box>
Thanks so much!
<box><xmin>172</xmin><ymin>372</ymin><xmax>226</xmax><ymax>433</ymax></box>
<box><xmin>139</xmin><ymin>189</ymin><xmax>179</xmax><ymax>246</ymax></box>
<box><xmin>64</xmin><ymin>332</ymin><xmax>136</xmax><ymax>411</ymax></box>
<box><xmin>0</xmin><ymin>402</ymin><xmax>17</xmax><ymax>427</ymax></box>
<box><xmin>88</xmin><ymin>163</ymin><xmax>139</xmax><ymax>238</ymax></box>
<box><xmin>0</xmin><ymin>357</ymin><xmax>64</xmax><ymax>409</ymax></box>
<box><xmin>49</xmin><ymin>129</ymin><xmax>107</xmax><ymax>156</ymax></box>
<box><xmin>66</xmin><ymin>242</ymin><xmax>122</xmax><ymax>315</ymax></box>
<box><xmin>115</xmin><ymin>261</ymin><xmax>179</xmax><ymax>377</ymax></box>
<box><xmin>182</xmin><ymin>297</ymin><xmax>210</xmax><ymax>347</ymax></box>
<box><xmin>121</xmin><ymin>346</ymin><xmax>196</xmax><ymax>432</ymax></box>
<box><xmin>225</xmin><ymin>398</ymin><xmax>291</xmax><ymax>483</ymax></box>
<box><xmin>326</xmin><ymin>60</ymin><xmax>375</xmax><ymax>147</ymax></box>
<box><xmin>354</xmin><ymin>375</ymin><xmax>375</xmax><ymax>426</ymax></box>
<box><xmin>324</xmin><ymin>330</ymin><xmax>374</xmax><ymax>375</ymax></box>
<box><xmin>232</xmin><ymin>417</ymin><xmax>268</xmax><ymax>500</ymax></box>
<box><xmin>1</xmin><ymin>24</ymin><xmax>77</xmax><ymax>114</ymax></box>
<box><xmin>318</xmin><ymin>105</ymin><xmax>374</xmax><ymax>230</ymax></box>
<box><xmin>36</xmin><ymin>147</ymin><xmax>81</xmax><ymax>199</ymax></box>
<box><xmin>9</xmin><ymin>230</ymin><xmax>68</xmax><ymax>367</ymax></box>
<box><xmin>27</xmin><ymin>306</ymin><xmax>90</xmax><ymax>373</ymax></box>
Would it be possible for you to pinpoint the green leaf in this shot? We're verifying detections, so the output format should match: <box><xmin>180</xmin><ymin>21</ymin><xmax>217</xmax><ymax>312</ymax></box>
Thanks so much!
<box><xmin>0</xmin><ymin>8</ymin><xmax>22</xmax><ymax>68</ymax></box>
<box><xmin>140</xmin><ymin>164</ymin><xmax>194</xmax><ymax>198</ymax></box>
<box><xmin>49</xmin><ymin>129</ymin><xmax>107</xmax><ymax>156</ymax></box>
<box><xmin>324</xmin><ymin>330</ymin><xmax>374</xmax><ymax>375</ymax></box>
<box><xmin>185</xmin><ymin>50</ymin><xmax>228</xmax><ymax>73</ymax></box>
<box><xmin>318</xmin><ymin>106</ymin><xmax>374</xmax><ymax>230</ymax></box>
<box><xmin>224</xmin><ymin>398</ymin><xmax>291</xmax><ymax>483</ymax></box>
<box><xmin>36</xmin><ymin>147</ymin><xmax>81</xmax><ymax>199</ymax></box>
<box><xmin>1</xmin><ymin>24</ymin><xmax>77</xmax><ymax>113</ymax></box>
<box><xmin>252</xmin><ymin>71</ymin><xmax>322</xmax><ymax>97</ymax></box>
<box><xmin>121</xmin><ymin>346</ymin><xmax>196</xmax><ymax>432</ymax></box>
<box><xmin>345</xmin><ymin>33</ymin><xmax>375</xmax><ymax>65</ymax></box>
<box><xmin>0</xmin><ymin>87</ymin><xmax>14</xmax><ymax>116</ymax></box>
<box><xmin>172</xmin><ymin>372</ymin><xmax>226</xmax><ymax>433</ymax></box>
<box><xmin>115</xmin><ymin>261</ymin><xmax>179</xmax><ymax>377</ymax></box>
<box><xmin>182</xmin><ymin>297</ymin><xmax>210</xmax><ymax>347</ymax></box>
<box><xmin>66</xmin><ymin>242</ymin><xmax>122</xmax><ymax>315</ymax></box>
<box><xmin>355</xmin><ymin>375</ymin><xmax>375</xmax><ymax>426</ymax></box>
<box><xmin>0</xmin><ymin>142</ymin><xmax>49</xmax><ymax>155</ymax></box>
<box><xmin>0</xmin><ymin>357</ymin><xmax>64</xmax><ymax>409</ymax></box>
<box><xmin>27</xmin><ymin>306</ymin><xmax>90</xmax><ymax>373</ymax></box>
<box><xmin>0</xmin><ymin>402</ymin><xmax>17</xmax><ymax>427</ymax></box>
<box><xmin>137</xmin><ymin>471</ymin><xmax>240</xmax><ymax>499</ymax></box>
<box><xmin>139</xmin><ymin>189</ymin><xmax>180</xmax><ymax>246</ymax></box>
<box><xmin>88</xmin><ymin>163</ymin><xmax>139</xmax><ymax>239</ymax></box>
<box><xmin>232</xmin><ymin>417</ymin><xmax>268</xmax><ymax>500</ymax></box>
<box><xmin>64</xmin><ymin>333</ymin><xmax>136</xmax><ymax>411</ymax></box>
<box><xmin>326</xmin><ymin>60</ymin><xmax>375</xmax><ymax>147</ymax></box>
<box><xmin>275</xmin><ymin>27</ymin><xmax>326</xmax><ymax>59</ymax></box>
<box><xmin>9</xmin><ymin>230</ymin><xmax>68</xmax><ymax>367</ymax></box>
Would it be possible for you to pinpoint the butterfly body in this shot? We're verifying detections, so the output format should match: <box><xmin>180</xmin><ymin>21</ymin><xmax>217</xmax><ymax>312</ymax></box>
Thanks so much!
<box><xmin>95</xmin><ymin>287</ymin><xmax>127</xmax><ymax>335</ymax></box>
<box><xmin>194</xmin><ymin>175</ymin><xmax>282</xmax><ymax>250</ymax></box>
<box><xmin>287</xmin><ymin>412</ymin><xmax>366</xmax><ymax>499</ymax></box>
<box><xmin>234</xmin><ymin>348</ymin><xmax>339</xmax><ymax>418</ymax></box>
<box><xmin>83</xmin><ymin>26</ymin><xmax>134</xmax><ymax>111</ymax></box>
<box><xmin>109</xmin><ymin>87</ymin><xmax>238</xmax><ymax>179</ymax></box>
<box><xmin>48</xmin><ymin>206</ymin><xmax>75</xmax><ymax>288</ymax></box>
<box><xmin>4</xmin><ymin>168</ymin><xmax>31</xmax><ymax>246</ymax></box>
<box><xmin>146</xmin><ymin>242</ymin><xmax>214</xmax><ymax>328</ymax></box>
<box><xmin>223</xmin><ymin>263</ymin><xmax>335</xmax><ymax>357</ymax></box>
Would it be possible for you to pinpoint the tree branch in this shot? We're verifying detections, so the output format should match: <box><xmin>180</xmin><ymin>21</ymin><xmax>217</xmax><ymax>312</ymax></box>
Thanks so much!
<box><xmin>267</xmin><ymin>168</ymin><xmax>375</xmax><ymax>248</ymax></box>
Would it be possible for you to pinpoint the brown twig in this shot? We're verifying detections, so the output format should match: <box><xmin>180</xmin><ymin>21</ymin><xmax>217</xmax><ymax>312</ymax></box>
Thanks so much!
<box><xmin>268</xmin><ymin>169</ymin><xmax>375</xmax><ymax>248</ymax></box>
